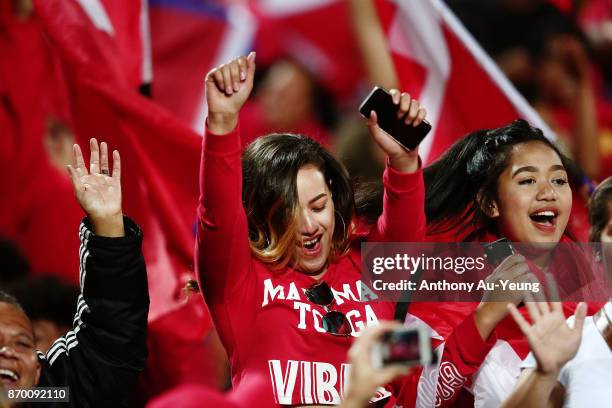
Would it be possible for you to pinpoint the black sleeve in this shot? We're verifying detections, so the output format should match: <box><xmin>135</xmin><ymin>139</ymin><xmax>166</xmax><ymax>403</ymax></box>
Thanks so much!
<box><xmin>36</xmin><ymin>216</ymin><xmax>149</xmax><ymax>408</ymax></box>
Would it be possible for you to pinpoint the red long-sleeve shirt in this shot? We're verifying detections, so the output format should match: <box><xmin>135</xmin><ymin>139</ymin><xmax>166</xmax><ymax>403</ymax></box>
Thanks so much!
<box><xmin>196</xmin><ymin>123</ymin><xmax>426</xmax><ymax>405</ymax></box>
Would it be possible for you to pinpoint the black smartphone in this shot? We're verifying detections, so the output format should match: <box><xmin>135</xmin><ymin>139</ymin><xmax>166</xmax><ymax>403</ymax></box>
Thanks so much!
<box><xmin>483</xmin><ymin>238</ymin><xmax>514</xmax><ymax>268</ymax></box>
<box><xmin>372</xmin><ymin>327</ymin><xmax>437</xmax><ymax>368</ymax></box>
<box><xmin>359</xmin><ymin>86</ymin><xmax>431</xmax><ymax>150</ymax></box>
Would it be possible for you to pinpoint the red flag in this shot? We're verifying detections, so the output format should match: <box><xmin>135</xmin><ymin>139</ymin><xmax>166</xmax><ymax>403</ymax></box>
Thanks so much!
<box><xmin>75</xmin><ymin>0</ymin><xmax>152</xmax><ymax>88</ymax></box>
<box><xmin>0</xmin><ymin>4</ymin><xmax>82</xmax><ymax>281</ymax></box>
<box><xmin>32</xmin><ymin>0</ymin><xmax>208</xmax><ymax>326</ymax></box>
<box><xmin>149</xmin><ymin>0</ymin><xmax>256</xmax><ymax>131</ymax></box>
<box><xmin>252</xmin><ymin>0</ymin><xmax>365</xmax><ymax>101</ymax></box>
<box><xmin>149</xmin><ymin>2</ymin><xmax>232</xmax><ymax>129</ymax></box>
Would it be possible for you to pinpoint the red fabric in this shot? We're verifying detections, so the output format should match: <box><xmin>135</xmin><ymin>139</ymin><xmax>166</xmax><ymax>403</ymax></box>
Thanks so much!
<box><xmin>32</xmin><ymin>0</ymin><xmax>212</xmax><ymax>327</ymax></box>
<box><xmin>196</xmin><ymin>123</ymin><xmax>426</xmax><ymax>405</ymax></box>
<box><xmin>252</xmin><ymin>0</ymin><xmax>365</xmax><ymax>102</ymax></box>
<box><xmin>99</xmin><ymin>0</ymin><xmax>145</xmax><ymax>87</ymax></box>
<box><xmin>149</xmin><ymin>0</ymin><xmax>366</xmax><ymax>130</ymax></box>
<box><xmin>547</xmin><ymin>0</ymin><xmax>574</xmax><ymax>14</ymax></box>
<box><xmin>376</xmin><ymin>0</ymin><xmax>557</xmax><ymax>165</ymax></box>
<box><xmin>579</xmin><ymin>0</ymin><xmax>612</xmax><ymax>28</ymax></box>
<box><xmin>149</xmin><ymin>4</ymin><xmax>226</xmax><ymax>127</ymax></box>
<box><xmin>0</xmin><ymin>8</ymin><xmax>81</xmax><ymax>282</ymax></box>
<box><xmin>140</xmin><ymin>298</ymin><xmax>227</xmax><ymax>398</ymax></box>
<box><xmin>149</xmin><ymin>0</ymin><xmax>560</xmax><ymax>166</ymax></box>
<box><xmin>145</xmin><ymin>375</ymin><xmax>275</xmax><ymax>408</ymax></box>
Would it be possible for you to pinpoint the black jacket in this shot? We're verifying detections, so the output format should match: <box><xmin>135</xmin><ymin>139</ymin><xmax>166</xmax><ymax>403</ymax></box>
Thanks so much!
<box><xmin>29</xmin><ymin>217</ymin><xmax>149</xmax><ymax>407</ymax></box>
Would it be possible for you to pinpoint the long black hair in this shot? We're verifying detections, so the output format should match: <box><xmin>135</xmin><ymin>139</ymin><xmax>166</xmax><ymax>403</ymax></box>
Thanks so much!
<box><xmin>424</xmin><ymin>119</ymin><xmax>575</xmax><ymax>240</ymax></box>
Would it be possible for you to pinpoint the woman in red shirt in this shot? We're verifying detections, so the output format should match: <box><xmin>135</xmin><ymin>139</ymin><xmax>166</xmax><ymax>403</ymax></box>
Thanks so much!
<box><xmin>196</xmin><ymin>52</ymin><xmax>427</xmax><ymax>406</ymax></box>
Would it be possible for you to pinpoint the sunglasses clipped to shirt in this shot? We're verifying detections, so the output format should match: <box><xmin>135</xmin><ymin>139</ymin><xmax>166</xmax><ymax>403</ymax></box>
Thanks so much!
<box><xmin>305</xmin><ymin>281</ymin><xmax>352</xmax><ymax>336</ymax></box>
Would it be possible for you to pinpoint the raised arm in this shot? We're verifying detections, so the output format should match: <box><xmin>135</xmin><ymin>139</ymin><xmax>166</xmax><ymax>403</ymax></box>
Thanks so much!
<box><xmin>347</xmin><ymin>0</ymin><xmax>399</xmax><ymax>90</ymax></box>
<box><xmin>38</xmin><ymin>139</ymin><xmax>149</xmax><ymax>406</ymax></box>
<box><xmin>366</xmin><ymin>91</ymin><xmax>426</xmax><ymax>243</ymax></box>
<box><xmin>196</xmin><ymin>53</ymin><xmax>256</xmax><ymax>303</ymax></box>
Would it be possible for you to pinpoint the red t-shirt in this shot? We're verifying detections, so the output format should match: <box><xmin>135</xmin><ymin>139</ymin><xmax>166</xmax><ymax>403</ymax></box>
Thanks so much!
<box><xmin>196</xmin><ymin>123</ymin><xmax>425</xmax><ymax>405</ymax></box>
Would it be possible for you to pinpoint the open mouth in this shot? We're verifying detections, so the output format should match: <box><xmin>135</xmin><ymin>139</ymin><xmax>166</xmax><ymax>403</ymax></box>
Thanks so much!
<box><xmin>529</xmin><ymin>209</ymin><xmax>558</xmax><ymax>230</ymax></box>
<box><xmin>0</xmin><ymin>368</ymin><xmax>19</xmax><ymax>386</ymax></box>
<box><xmin>302</xmin><ymin>235</ymin><xmax>322</xmax><ymax>253</ymax></box>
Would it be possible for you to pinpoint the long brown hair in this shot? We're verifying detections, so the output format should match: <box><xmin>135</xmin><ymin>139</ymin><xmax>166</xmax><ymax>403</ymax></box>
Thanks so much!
<box><xmin>242</xmin><ymin>134</ymin><xmax>354</xmax><ymax>268</ymax></box>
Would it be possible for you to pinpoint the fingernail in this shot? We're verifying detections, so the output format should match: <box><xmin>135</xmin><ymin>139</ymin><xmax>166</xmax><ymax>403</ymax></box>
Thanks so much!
<box><xmin>240</xmin><ymin>71</ymin><xmax>246</xmax><ymax>81</ymax></box>
<box><xmin>233</xmin><ymin>82</ymin><xmax>239</xmax><ymax>91</ymax></box>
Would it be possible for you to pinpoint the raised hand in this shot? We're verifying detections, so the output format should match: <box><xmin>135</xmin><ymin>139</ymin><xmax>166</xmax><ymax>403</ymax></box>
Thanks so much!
<box><xmin>205</xmin><ymin>52</ymin><xmax>256</xmax><ymax>135</ymax></box>
<box><xmin>366</xmin><ymin>90</ymin><xmax>426</xmax><ymax>173</ymax></box>
<box><xmin>508</xmin><ymin>300</ymin><xmax>586</xmax><ymax>375</ymax></box>
<box><xmin>67</xmin><ymin>138</ymin><xmax>124</xmax><ymax>237</ymax></box>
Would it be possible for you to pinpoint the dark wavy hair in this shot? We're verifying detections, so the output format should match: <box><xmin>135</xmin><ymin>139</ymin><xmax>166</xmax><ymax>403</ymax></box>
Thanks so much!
<box><xmin>242</xmin><ymin>134</ymin><xmax>354</xmax><ymax>268</ymax></box>
<box><xmin>589</xmin><ymin>177</ymin><xmax>612</xmax><ymax>243</ymax></box>
<box><xmin>424</xmin><ymin>119</ymin><xmax>575</xmax><ymax>240</ymax></box>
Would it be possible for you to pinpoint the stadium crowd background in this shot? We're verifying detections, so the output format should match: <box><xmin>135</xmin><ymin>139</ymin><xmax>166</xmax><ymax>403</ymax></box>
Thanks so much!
<box><xmin>1</xmin><ymin>0</ymin><xmax>611</xmax><ymax>406</ymax></box>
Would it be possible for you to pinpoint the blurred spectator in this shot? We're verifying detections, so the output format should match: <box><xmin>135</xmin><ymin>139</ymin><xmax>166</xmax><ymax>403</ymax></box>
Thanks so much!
<box><xmin>580</xmin><ymin>0</ymin><xmax>612</xmax><ymax>96</ymax></box>
<box><xmin>43</xmin><ymin>117</ymin><xmax>75</xmax><ymax>173</ymax></box>
<box><xmin>132</xmin><ymin>310</ymin><xmax>231</xmax><ymax>405</ymax></box>
<box><xmin>11</xmin><ymin>0</ymin><xmax>32</xmax><ymax>20</ymax></box>
<box><xmin>239</xmin><ymin>58</ymin><xmax>338</xmax><ymax>149</ymax></box>
<box><xmin>336</xmin><ymin>116</ymin><xmax>385</xmax><ymax>182</ymax></box>
<box><xmin>8</xmin><ymin>276</ymin><xmax>79</xmax><ymax>352</ymax></box>
<box><xmin>448</xmin><ymin>0</ymin><xmax>611</xmax><ymax>181</ymax></box>
<box><xmin>0</xmin><ymin>237</ymin><xmax>30</xmax><ymax>287</ymax></box>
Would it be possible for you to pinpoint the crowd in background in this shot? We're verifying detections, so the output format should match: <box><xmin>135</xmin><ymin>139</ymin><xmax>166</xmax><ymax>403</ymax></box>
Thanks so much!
<box><xmin>1</xmin><ymin>0</ymin><xmax>612</xmax><ymax>407</ymax></box>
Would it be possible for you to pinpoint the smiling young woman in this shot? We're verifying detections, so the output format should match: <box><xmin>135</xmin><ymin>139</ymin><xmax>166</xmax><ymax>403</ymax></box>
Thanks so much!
<box><xmin>196</xmin><ymin>53</ymin><xmax>427</xmax><ymax>406</ymax></box>
<box><xmin>390</xmin><ymin>119</ymin><xmax>605</xmax><ymax>407</ymax></box>
<box><xmin>488</xmin><ymin>141</ymin><xmax>572</xmax><ymax>245</ymax></box>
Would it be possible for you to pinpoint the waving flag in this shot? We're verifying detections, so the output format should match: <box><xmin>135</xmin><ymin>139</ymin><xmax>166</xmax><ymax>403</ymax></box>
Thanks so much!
<box><xmin>32</xmin><ymin>0</ymin><xmax>208</xmax><ymax>329</ymax></box>
<box><xmin>377</xmin><ymin>0</ymin><xmax>556</xmax><ymax>164</ymax></box>
<box><xmin>150</xmin><ymin>0</ymin><xmax>256</xmax><ymax>132</ymax></box>
<box><xmin>75</xmin><ymin>0</ymin><xmax>152</xmax><ymax>88</ymax></box>
<box><xmin>149</xmin><ymin>0</ymin><xmax>555</xmax><ymax>165</ymax></box>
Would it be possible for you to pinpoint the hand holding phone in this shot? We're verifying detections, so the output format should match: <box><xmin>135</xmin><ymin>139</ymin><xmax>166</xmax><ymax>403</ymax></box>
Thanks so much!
<box><xmin>359</xmin><ymin>86</ymin><xmax>431</xmax><ymax>151</ymax></box>
<box><xmin>371</xmin><ymin>326</ymin><xmax>437</xmax><ymax>368</ymax></box>
<box><xmin>344</xmin><ymin>322</ymin><xmax>416</xmax><ymax>406</ymax></box>
<box><xmin>483</xmin><ymin>238</ymin><xmax>515</xmax><ymax>268</ymax></box>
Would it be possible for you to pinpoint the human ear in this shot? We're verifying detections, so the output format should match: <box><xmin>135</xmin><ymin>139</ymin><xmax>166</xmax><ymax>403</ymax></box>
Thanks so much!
<box><xmin>477</xmin><ymin>190</ymin><xmax>499</xmax><ymax>218</ymax></box>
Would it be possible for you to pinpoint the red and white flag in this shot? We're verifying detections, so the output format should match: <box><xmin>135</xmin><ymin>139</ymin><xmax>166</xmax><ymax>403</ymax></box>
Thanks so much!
<box><xmin>75</xmin><ymin>0</ymin><xmax>152</xmax><ymax>88</ymax></box>
<box><xmin>378</xmin><ymin>0</ymin><xmax>556</xmax><ymax>164</ymax></box>
<box><xmin>149</xmin><ymin>0</ymin><xmax>556</xmax><ymax>162</ymax></box>
<box><xmin>149</xmin><ymin>0</ymin><xmax>256</xmax><ymax>131</ymax></box>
